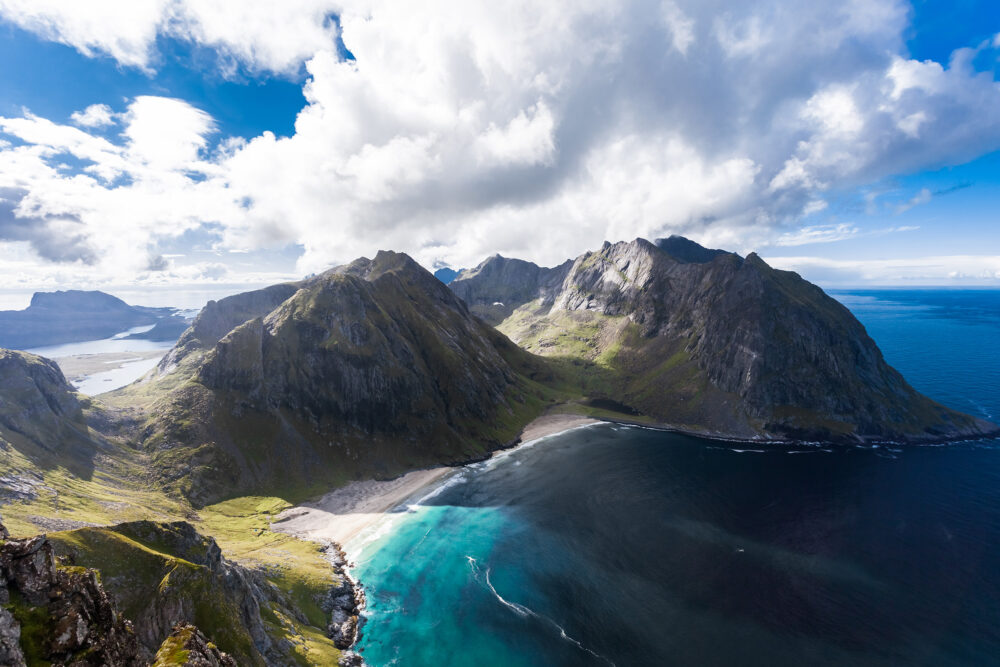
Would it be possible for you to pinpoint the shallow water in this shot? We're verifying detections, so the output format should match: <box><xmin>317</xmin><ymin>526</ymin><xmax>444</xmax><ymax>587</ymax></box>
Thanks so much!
<box><xmin>26</xmin><ymin>324</ymin><xmax>175</xmax><ymax>395</ymax></box>
<box><xmin>24</xmin><ymin>324</ymin><xmax>176</xmax><ymax>358</ymax></box>
<box><xmin>352</xmin><ymin>290</ymin><xmax>1000</xmax><ymax>667</ymax></box>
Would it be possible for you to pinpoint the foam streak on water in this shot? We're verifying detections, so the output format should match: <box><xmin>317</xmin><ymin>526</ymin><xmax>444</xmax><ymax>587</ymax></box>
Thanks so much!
<box><xmin>466</xmin><ymin>556</ymin><xmax>616</xmax><ymax>667</ymax></box>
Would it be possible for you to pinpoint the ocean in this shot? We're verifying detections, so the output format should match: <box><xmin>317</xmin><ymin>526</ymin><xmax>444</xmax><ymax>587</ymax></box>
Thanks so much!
<box><xmin>350</xmin><ymin>289</ymin><xmax>1000</xmax><ymax>667</ymax></box>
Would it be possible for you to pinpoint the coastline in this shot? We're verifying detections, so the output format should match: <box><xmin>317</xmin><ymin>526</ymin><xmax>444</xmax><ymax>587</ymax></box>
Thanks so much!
<box><xmin>271</xmin><ymin>412</ymin><xmax>599</xmax><ymax>549</ymax></box>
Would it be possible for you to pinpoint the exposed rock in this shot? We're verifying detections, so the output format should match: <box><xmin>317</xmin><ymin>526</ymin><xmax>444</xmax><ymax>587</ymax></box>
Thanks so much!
<box><xmin>339</xmin><ymin>651</ymin><xmax>365</xmax><ymax>666</ymax></box>
<box><xmin>141</xmin><ymin>251</ymin><xmax>542</xmax><ymax>504</ymax></box>
<box><xmin>450</xmin><ymin>254</ymin><xmax>573</xmax><ymax>324</ymax></box>
<box><xmin>0</xmin><ymin>607</ymin><xmax>26</xmax><ymax>667</ymax></box>
<box><xmin>0</xmin><ymin>517</ymin><xmax>143</xmax><ymax>666</ymax></box>
<box><xmin>0</xmin><ymin>349</ymin><xmax>86</xmax><ymax>451</ymax></box>
<box><xmin>318</xmin><ymin>542</ymin><xmax>365</xmax><ymax>650</ymax></box>
<box><xmin>451</xmin><ymin>237</ymin><xmax>999</xmax><ymax>443</ymax></box>
<box><xmin>157</xmin><ymin>283</ymin><xmax>299</xmax><ymax>373</ymax></box>
<box><xmin>48</xmin><ymin>521</ymin><xmax>314</xmax><ymax>667</ymax></box>
<box><xmin>151</xmin><ymin>624</ymin><xmax>237</xmax><ymax>667</ymax></box>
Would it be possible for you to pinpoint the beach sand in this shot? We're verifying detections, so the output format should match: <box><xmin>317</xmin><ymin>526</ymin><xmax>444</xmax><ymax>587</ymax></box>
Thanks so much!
<box><xmin>271</xmin><ymin>411</ymin><xmax>599</xmax><ymax>547</ymax></box>
<box><xmin>54</xmin><ymin>350</ymin><xmax>165</xmax><ymax>383</ymax></box>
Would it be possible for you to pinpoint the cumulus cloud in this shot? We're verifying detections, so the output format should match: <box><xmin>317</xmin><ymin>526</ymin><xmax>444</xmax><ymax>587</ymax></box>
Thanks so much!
<box><xmin>0</xmin><ymin>0</ymin><xmax>339</xmax><ymax>75</ymax></box>
<box><xmin>1</xmin><ymin>0</ymin><xmax>1000</xmax><ymax>286</ymax></box>
<box><xmin>70</xmin><ymin>103</ymin><xmax>118</xmax><ymax>128</ymax></box>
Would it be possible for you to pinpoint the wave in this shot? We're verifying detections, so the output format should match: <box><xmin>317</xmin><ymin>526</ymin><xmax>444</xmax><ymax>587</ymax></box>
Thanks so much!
<box><xmin>466</xmin><ymin>556</ymin><xmax>616</xmax><ymax>667</ymax></box>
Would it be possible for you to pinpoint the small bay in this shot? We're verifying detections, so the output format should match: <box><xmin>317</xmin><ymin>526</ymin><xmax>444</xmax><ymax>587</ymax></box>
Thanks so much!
<box><xmin>352</xmin><ymin>290</ymin><xmax>1000</xmax><ymax>666</ymax></box>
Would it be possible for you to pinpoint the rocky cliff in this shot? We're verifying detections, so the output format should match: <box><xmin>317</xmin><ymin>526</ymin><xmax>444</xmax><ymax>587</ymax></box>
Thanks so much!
<box><xmin>150</xmin><ymin>624</ymin><xmax>237</xmax><ymax>667</ymax></box>
<box><xmin>0</xmin><ymin>518</ymin><xmax>255</xmax><ymax>667</ymax></box>
<box><xmin>0</xmin><ymin>349</ymin><xmax>106</xmax><ymax>484</ymax></box>
<box><xmin>449</xmin><ymin>255</ymin><xmax>573</xmax><ymax>324</ymax></box>
<box><xmin>49</xmin><ymin>520</ymin><xmax>343</xmax><ymax>665</ymax></box>
<box><xmin>451</xmin><ymin>237</ymin><xmax>998</xmax><ymax>443</ymax></box>
<box><xmin>0</xmin><ymin>518</ymin><xmax>143</xmax><ymax>666</ymax></box>
<box><xmin>156</xmin><ymin>283</ymin><xmax>300</xmax><ymax>375</ymax></box>
<box><xmin>138</xmin><ymin>251</ymin><xmax>545</xmax><ymax>504</ymax></box>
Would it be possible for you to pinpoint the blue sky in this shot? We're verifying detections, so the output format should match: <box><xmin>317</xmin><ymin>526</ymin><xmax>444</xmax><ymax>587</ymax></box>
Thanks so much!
<box><xmin>0</xmin><ymin>0</ymin><xmax>998</xmax><ymax>291</ymax></box>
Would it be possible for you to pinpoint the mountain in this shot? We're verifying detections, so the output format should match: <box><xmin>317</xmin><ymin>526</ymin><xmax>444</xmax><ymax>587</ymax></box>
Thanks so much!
<box><xmin>0</xmin><ymin>290</ymin><xmax>176</xmax><ymax>349</ymax></box>
<box><xmin>433</xmin><ymin>267</ymin><xmax>461</xmax><ymax>284</ymax></box>
<box><xmin>128</xmin><ymin>251</ymin><xmax>547</xmax><ymax>505</ymax></box>
<box><xmin>0</xmin><ymin>349</ymin><xmax>100</xmax><ymax>480</ymax></box>
<box><xmin>449</xmin><ymin>237</ymin><xmax>998</xmax><ymax>443</ymax></box>
<box><xmin>449</xmin><ymin>255</ymin><xmax>573</xmax><ymax>324</ymax></box>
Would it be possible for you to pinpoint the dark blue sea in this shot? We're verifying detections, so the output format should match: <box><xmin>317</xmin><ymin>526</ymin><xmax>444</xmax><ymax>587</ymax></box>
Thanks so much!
<box><xmin>351</xmin><ymin>289</ymin><xmax>1000</xmax><ymax>666</ymax></box>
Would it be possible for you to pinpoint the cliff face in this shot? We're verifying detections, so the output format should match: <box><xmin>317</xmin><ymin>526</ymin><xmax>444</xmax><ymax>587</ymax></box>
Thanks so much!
<box><xmin>1</xmin><ymin>526</ymin><xmax>148</xmax><ymax>666</ymax></box>
<box><xmin>1</xmin><ymin>518</ymin><xmax>321</xmax><ymax>666</ymax></box>
<box><xmin>0</xmin><ymin>519</ymin><xmax>143</xmax><ymax>666</ymax></box>
<box><xmin>449</xmin><ymin>255</ymin><xmax>573</xmax><ymax>324</ymax></box>
<box><xmin>157</xmin><ymin>283</ymin><xmax>299</xmax><ymax>374</ymax></box>
<box><xmin>0</xmin><ymin>350</ymin><xmax>85</xmax><ymax>448</ymax></box>
<box><xmin>451</xmin><ymin>237</ymin><xmax>998</xmax><ymax>443</ymax></box>
<box><xmin>48</xmin><ymin>520</ymin><xmax>320</xmax><ymax>666</ymax></box>
<box><xmin>141</xmin><ymin>251</ymin><xmax>544</xmax><ymax>504</ymax></box>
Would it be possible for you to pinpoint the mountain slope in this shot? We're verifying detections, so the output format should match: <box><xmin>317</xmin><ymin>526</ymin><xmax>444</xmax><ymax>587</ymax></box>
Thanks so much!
<box><xmin>450</xmin><ymin>237</ymin><xmax>998</xmax><ymax>443</ymax></box>
<box><xmin>133</xmin><ymin>251</ymin><xmax>547</xmax><ymax>505</ymax></box>
<box><xmin>449</xmin><ymin>255</ymin><xmax>573</xmax><ymax>324</ymax></box>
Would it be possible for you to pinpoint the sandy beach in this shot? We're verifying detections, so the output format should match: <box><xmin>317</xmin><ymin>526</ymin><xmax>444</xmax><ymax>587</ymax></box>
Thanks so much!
<box><xmin>54</xmin><ymin>350</ymin><xmax>165</xmax><ymax>382</ymax></box>
<box><xmin>271</xmin><ymin>411</ymin><xmax>599</xmax><ymax>547</ymax></box>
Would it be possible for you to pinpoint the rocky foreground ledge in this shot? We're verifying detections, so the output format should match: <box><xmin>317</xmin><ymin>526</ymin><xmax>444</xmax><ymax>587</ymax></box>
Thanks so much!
<box><xmin>0</xmin><ymin>517</ymin><xmax>365</xmax><ymax>666</ymax></box>
<box><xmin>0</xmin><ymin>518</ymin><xmax>239</xmax><ymax>666</ymax></box>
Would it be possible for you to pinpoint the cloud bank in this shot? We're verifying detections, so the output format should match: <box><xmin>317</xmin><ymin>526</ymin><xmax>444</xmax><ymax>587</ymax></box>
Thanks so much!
<box><xmin>1</xmin><ymin>0</ymin><xmax>1000</xmax><ymax>287</ymax></box>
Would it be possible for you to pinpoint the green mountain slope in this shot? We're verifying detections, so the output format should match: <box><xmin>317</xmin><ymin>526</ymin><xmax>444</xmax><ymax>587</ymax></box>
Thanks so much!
<box><xmin>450</xmin><ymin>237</ymin><xmax>998</xmax><ymax>443</ymax></box>
<box><xmin>126</xmin><ymin>251</ymin><xmax>549</xmax><ymax>505</ymax></box>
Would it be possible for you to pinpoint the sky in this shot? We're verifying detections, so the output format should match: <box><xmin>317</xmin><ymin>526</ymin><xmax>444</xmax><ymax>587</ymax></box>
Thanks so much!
<box><xmin>0</xmin><ymin>0</ymin><xmax>998</xmax><ymax>296</ymax></box>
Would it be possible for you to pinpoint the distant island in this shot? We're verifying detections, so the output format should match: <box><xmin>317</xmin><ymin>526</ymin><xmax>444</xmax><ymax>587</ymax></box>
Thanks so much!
<box><xmin>0</xmin><ymin>290</ymin><xmax>187</xmax><ymax>349</ymax></box>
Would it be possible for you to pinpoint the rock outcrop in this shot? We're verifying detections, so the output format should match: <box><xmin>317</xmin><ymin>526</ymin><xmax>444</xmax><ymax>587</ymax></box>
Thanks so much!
<box><xmin>319</xmin><ymin>543</ymin><xmax>365</xmax><ymax>650</ymax></box>
<box><xmin>157</xmin><ymin>283</ymin><xmax>299</xmax><ymax>374</ymax></box>
<box><xmin>0</xmin><ymin>349</ymin><xmax>101</xmax><ymax>476</ymax></box>
<box><xmin>0</xmin><ymin>518</ymin><xmax>143</xmax><ymax>666</ymax></box>
<box><xmin>451</xmin><ymin>237</ymin><xmax>999</xmax><ymax>443</ymax></box>
<box><xmin>48</xmin><ymin>521</ymin><xmax>295</xmax><ymax>666</ymax></box>
<box><xmin>449</xmin><ymin>254</ymin><xmax>573</xmax><ymax>324</ymax></box>
<box><xmin>150</xmin><ymin>624</ymin><xmax>237</xmax><ymax>667</ymax></box>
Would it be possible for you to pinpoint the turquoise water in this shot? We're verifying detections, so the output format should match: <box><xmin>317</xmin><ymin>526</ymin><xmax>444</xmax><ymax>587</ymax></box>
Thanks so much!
<box><xmin>352</xmin><ymin>290</ymin><xmax>1000</xmax><ymax>666</ymax></box>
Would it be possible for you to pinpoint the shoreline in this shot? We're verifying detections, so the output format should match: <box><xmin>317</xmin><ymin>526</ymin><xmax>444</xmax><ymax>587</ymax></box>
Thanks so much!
<box><xmin>270</xmin><ymin>412</ymin><xmax>599</xmax><ymax>550</ymax></box>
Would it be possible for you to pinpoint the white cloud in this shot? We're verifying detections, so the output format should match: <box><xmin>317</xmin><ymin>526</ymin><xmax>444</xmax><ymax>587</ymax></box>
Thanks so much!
<box><xmin>0</xmin><ymin>0</ymin><xmax>339</xmax><ymax>75</ymax></box>
<box><xmin>767</xmin><ymin>254</ymin><xmax>1000</xmax><ymax>286</ymax></box>
<box><xmin>0</xmin><ymin>0</ymin><xmax>167</xmax><ymax>71</ymax></box>
<box><xmin>775</xmin><ymin>223</ymin><xmax>859</xmax><ymax>246</ymax></box>
<box><xmin>70</xmin><ymin>103</ymin><xmax>118</xmax><ymax>128</ymax></box>
<box><xmin>661</xmin><ymin>1</ymin><xmax>695</xmax><ymax>56</ymax></box>
<box><xmin>475</xmin><ymin>102</ymin><xmax>556</xmax><ymax>167</ymax></box>
<box><xmin>1</xmin><ymin>0</ymin><xmax>1000</xmax><ymax>286</ymax></box>
<box><xmin>895</xmin><ymin>187</ymin><xmax>931</xmax><ymax>214</ymax></box>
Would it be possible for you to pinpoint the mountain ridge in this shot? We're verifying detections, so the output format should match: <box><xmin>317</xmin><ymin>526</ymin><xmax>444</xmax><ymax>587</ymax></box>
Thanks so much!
<box><xmin>449</xmin><ymin>237</ymin><xmax>997</xmax><ymax>443</ymax></box>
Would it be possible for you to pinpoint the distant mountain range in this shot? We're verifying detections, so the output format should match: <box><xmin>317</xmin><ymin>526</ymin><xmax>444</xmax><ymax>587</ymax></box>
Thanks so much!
<box><xmin>0</xmin><ymin>290</ymin><xmax>187</xmax><ymax>349</ymax></box>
